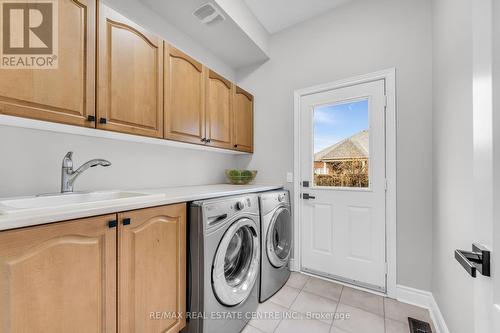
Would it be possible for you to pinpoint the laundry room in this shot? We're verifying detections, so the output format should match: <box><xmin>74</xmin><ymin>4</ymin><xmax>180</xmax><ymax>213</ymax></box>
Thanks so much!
<box><xmin>0</xmin><ymin>0</ymin><xmax>498</xmax><ymax>332</ymax></box>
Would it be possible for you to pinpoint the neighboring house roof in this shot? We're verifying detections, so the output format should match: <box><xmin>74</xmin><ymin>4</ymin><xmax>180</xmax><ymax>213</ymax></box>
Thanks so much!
<box><xmin>314</xmin><ymin>130</ymin><xmax>369</xmax><ymax>162</ymax></box>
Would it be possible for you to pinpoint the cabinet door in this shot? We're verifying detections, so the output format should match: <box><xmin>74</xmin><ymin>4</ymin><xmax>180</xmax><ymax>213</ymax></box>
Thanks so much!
<box><xmin>233</xmin><ymin>86</ymin><xmax>254</xmax><ymax>152</ymax></box>
<box><xmin>0</xmin><ymin>0</ymin><xmax>96</xmax><ymax>127</ymax></box>
<box><xmin>97</xmin><ymin>4</ymin><xmax>163</xmax><ymax>138</ymax></box>
<box><xmin>164</xmin><ymin>44</ymin><xmax>205</xmax><ymax>144</ymax></box>
<box><xmin>118</xmin><ymin>204</ymin><xmax>186</xmax><ymax>333</ymax></box>
<box><xmin>0</xmin><ymin>214</ymin><xmax>117</xmax><ymax>333</ymax></box>
<box><xmin>206</xmin><ymin>70</ymin><xmax>233</xmax><ymax>149</ymax></box>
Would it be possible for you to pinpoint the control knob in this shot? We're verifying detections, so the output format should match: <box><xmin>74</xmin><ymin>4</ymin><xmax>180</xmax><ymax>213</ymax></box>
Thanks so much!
<box><xmin>235</xmin><ymin>201</ymin><xmax>245</xmax><ymax>210</ymax></box>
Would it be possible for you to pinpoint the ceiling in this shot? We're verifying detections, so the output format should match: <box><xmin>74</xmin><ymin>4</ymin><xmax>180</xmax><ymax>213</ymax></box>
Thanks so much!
<box><xmin>138</xmin><ymin>0</ymin><xmax>269</xmax><ymax>69</ymax></box>
<box><xmin>135</xmin><ymin>0</ymin><xmax>352</xmax><ymax>69</ymax></box>
<box><xmin>243</xmin><ymin>0</ymin><xmax>352</xmax><ymax>34</ymax></box>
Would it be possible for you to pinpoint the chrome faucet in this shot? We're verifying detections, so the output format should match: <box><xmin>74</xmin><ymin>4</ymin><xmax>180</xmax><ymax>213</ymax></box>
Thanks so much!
<box><xmin>61</xmin><ymin>152</ymin><xmax>111</xmax><ymax>193</ymax></box>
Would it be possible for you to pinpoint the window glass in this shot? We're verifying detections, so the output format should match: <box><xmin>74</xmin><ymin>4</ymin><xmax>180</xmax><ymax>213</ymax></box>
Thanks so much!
<box><xmin>313</xmin><ymin>99</ymin><xmax>369</xmax><ymax>188</ymax></box>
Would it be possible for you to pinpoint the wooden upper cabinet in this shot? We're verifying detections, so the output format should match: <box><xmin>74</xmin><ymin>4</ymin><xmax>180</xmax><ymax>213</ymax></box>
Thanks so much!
<box><xmin>164</xmin><ymin>44</ymin><xmax>205</xmax><ymax>144</ymax></box>
<box><xmin>118</xmin><ymin>204</ymin><xmax>186</xmax><ymax>333</ymax></box>
<box><xmin>233</xmin><ymin>86</ymin><xmax>254</xmax><ymax>152</ymax></box>
<box><xmin>0</xmin><ymin>0</ymin><xmax>96</xmax><ymax>127</ymax></box>
<box><xmin>0</xmin><ymin>214</ymin><xmax>117</xmax><ymax>333</ymax></box>
<box><xmin>97</xmin><ymin>4</ymin><xmax>163</xmax><ymax>138</ymax></box>
<box><xmin>206</xmin><ymin>70</ymin><xmax>233</xmax><ymax>149</ymax></box>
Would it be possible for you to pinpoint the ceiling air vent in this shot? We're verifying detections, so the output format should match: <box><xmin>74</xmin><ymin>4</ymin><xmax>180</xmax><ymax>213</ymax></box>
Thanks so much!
<box><xmin>193</xmin><ymin>3</ymin><xmax>225</xmax><ymax>26</ymax></box>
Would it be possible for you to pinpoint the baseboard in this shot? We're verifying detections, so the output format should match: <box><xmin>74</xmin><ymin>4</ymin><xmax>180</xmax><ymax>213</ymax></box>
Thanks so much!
<box><xmin>396</xmin><ymin>285</ymin><xmax>450</xmax><ymax>333</ymax></box>
<box><xmin>396</xmin><ymin>285</ymin><xmax>432</xmax><ymax>308</ymax></box>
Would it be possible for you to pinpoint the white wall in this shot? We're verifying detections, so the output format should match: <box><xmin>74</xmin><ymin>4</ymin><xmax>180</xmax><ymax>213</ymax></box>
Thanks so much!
<box><xmin>0</xmin><ymin>125</ymin><xmax>238</xmax><ymax>197</ymax></box>
<box><xmin>236</xmin><ymin>0</ymin><xmax>434</xmax><ymax>291</ymax></box>
<box><xmin>431</xmin><ymin>0</ymin><xmax>475</xmax><ymax>332</ymax></box>
<box><xmin>0</xmin><ymin>0</ymin><xmax>242</xmax><ymax>198</ymax></box>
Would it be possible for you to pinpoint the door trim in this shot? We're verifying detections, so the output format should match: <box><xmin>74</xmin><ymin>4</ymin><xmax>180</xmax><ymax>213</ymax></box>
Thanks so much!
<box><xmin>292</xmin><ymin>68</ymin><xmax>397</xmax><ymax>297</ymax></box>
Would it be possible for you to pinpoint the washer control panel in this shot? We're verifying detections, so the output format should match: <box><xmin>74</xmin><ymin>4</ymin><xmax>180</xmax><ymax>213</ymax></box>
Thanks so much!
<box><xmin>198</xmin><ymin>194</ymin><xmax>259</xmax><ymax>229</ymax></box>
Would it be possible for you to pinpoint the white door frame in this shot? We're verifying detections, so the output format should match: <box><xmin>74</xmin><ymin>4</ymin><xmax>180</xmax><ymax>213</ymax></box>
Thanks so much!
<box><xmin>292</xmin><ymin>68</ymin><xmax>397</xmax><ymax>297</ymax></box>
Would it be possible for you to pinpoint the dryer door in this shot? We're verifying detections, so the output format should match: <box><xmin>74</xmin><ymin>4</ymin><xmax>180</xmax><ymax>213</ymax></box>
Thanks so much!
<box><xmin>212</xmin><ymin>217</ymin><xmax>260</xmax><ymax>306</ymax></box>
<box><xmin>267</xmin><ymin>207</ymin><xmax>292</xmax><ymax>268</ymax></box>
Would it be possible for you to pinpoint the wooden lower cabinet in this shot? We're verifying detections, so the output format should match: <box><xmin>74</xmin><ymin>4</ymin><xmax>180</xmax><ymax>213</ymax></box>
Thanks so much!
<box><xmin>118</xmin><ymin>204</ymin><xmax>186</xmax><ymax>333</ymax></box>
<box><xmin>0</xmin><ymin>203</ymin><xmax>186</xmax><ymax>333</ymax></box>
<box><xmin>0</xmin><ymin>214</ymin><xmax>117</xmax><ymax>333</ymax></box>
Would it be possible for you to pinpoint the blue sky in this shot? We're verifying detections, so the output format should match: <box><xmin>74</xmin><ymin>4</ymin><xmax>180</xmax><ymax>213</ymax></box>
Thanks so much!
<box><xmin>314</xmin><ymin>99</ymin><xmax>369</xmax><ymax>153</ymax></box>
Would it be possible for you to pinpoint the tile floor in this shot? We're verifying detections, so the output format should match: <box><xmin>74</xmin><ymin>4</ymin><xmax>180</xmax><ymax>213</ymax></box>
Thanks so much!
<box><xmin>243</xmin><ymin>272</ymin><xmax>436</xmax><ymax>333</ymax></box>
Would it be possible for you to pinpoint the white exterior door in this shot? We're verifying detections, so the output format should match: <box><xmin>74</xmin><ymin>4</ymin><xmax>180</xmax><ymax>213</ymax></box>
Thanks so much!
<box><xmin>299</xmin><ymin>79</ymin><xmax>387</xmax><ymax>291</ymax></box>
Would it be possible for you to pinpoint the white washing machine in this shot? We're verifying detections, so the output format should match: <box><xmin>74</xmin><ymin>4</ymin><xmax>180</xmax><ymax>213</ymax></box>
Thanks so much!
<box><xmin>259</xmin><ymin>190</ymin><xmax>292</xmax><ymax>302</ymax></box>
<box><xmin>186</xmin><ymin>194</ymin><xmax>260</xmax><ymax>333</ymax></box>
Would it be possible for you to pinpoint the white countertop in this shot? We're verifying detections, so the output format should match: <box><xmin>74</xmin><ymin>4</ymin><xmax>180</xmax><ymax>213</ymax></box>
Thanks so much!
<box><xmin>0</xmin><ymin>184</ymin><xmax>283</xmax><ymax>231</ymax></box>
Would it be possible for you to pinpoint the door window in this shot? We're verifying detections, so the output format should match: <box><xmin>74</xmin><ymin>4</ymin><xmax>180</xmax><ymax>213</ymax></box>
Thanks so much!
<box><xmin>313</xmin><ymin>99</ymin><xmax>369</xmax><ymax>188</ymax></box>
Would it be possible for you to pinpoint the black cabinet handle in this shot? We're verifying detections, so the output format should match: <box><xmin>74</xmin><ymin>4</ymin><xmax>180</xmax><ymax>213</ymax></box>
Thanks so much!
<box><xmin>234</xmin><ymin>144</ymin><xmax>238</xmax><ymax>148</ymax></box>
<box><xmin>206</xmin><ymin>139</ymin><xmax>211</xmax><ymax>143</ymax></box>
<box><xmin>99</xmin><ymin>117</ymin><xmax>107</xmax><ymax>124</ymax></box>
<box><xmin>123</xmin><ymin>218</ymin><xmax>131</xmax><ymax>225</ymax></box>
<box><xmin>201</xmin><ymin>138</ymin><xmax>206</xmax><ymax>142</ymax></box>
<box><xmin>108</xmin><ymin>220</ymin><xmax>117</xmax><ymax>228</ymax></box>
<box><xmin>87</xmin><ymin>115</ymin><xmax>96</xmax><ymax>122</ymax></box>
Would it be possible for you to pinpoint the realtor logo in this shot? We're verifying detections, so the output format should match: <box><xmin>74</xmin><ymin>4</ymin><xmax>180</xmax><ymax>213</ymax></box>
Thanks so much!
<box><xmin>0</xmin><ymin>0</ymin><xmax>58</xmax><ymax>69</ymax></box>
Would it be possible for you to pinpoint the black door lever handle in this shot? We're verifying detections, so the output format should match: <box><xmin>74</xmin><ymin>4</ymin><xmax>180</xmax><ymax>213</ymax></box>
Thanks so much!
<box><xmin>302</xmin><ymin>193</ymin><xmax>316</xmax><ymax>200</ymax></box>
<box><xmin>455</xmin><ymin>243</ymin><xmax>490</xmax><ymax>277</ymax></box>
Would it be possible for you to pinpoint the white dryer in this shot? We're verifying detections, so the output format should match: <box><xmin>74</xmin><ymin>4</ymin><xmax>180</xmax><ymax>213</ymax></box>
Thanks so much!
<box><xmin>259</xmin><ymin>190</ymin><xmax>292</xmax><ymax>302</ymax></box>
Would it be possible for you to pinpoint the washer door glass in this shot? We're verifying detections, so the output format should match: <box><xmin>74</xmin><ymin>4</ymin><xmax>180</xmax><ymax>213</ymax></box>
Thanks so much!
<box><xmin>212</xmin><ymin>218</ymin><xmax>260</xmax><ymax>306</ymax></box>
<box><xmin>267</xmin><ymin>207</ymin><xmax>292</xmax><ymax>268</ymax></box>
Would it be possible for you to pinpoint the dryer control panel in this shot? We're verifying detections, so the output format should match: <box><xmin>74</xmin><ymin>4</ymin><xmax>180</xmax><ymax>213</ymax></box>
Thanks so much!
<box><xmin>259</xmin><ymin>190</ymin><xmax>290</xmax><ymax>216</ymax></box>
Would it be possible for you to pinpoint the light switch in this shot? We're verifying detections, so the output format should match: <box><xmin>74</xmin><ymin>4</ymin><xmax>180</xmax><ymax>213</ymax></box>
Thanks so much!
<box><xmin>286</xmin><ymin>172</ymin><xmax>293</xmax><ymax>183</ymax></box>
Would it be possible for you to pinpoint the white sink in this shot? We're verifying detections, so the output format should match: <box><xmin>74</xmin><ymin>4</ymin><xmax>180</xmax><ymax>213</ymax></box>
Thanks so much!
<box><xmin>0</xmin><ymin>191</ymin><xmax>165</xmax><ymax>215</ymax></box>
